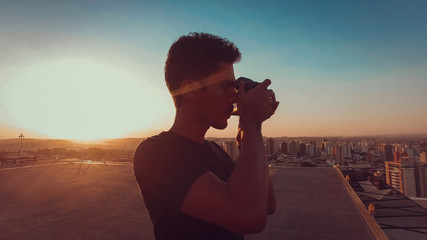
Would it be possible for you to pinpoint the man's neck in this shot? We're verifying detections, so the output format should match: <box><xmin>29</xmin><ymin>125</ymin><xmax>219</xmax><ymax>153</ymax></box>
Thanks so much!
<box><xmin>169</xmin><ymin>109</ymin><xmax>209</xmax><ymax>143</ymax></box>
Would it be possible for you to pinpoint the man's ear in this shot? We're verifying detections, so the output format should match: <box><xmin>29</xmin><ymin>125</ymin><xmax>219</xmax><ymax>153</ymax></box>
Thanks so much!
<box><xmin>181</xmin><ymin>80</ymin><xmax>200</xmax><ymax>101</ymax></box>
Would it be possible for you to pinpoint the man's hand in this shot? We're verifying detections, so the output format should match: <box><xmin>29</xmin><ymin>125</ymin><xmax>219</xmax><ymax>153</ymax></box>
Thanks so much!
<box><xmin>236</xmin><ymin>79</ymin><xmax>279</xmax><ymax>149</ymax></box>
<box><xmin>237</xmin><ymin>79</ymin><xmax>279</xmax><ymax>130</ymax></box>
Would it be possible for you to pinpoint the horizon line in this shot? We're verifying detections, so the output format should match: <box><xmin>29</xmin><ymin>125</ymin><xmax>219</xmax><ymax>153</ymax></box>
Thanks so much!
<box><xmin>2</xmin><ymin>132</ymin><xmax>427</xmax><ymax>142</ymax></box>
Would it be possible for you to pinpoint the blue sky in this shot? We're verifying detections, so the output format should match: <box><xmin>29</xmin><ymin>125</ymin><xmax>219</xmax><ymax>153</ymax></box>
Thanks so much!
<box><xmin>0</xmin><ymin>0</ymin><xmax>426</xmax><ymax>139</ymax></box>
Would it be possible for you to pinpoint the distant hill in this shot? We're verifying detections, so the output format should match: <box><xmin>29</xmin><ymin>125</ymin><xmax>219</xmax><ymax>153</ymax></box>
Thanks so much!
<box><xmin>1</xmin><ymin>132</ymin><xmax>426</xmax><ymax>152</ymax></box>
<box><xmin>0</xmin><ymin>139</ymin><xmax>84</xmax><ymax>152</ymax></box>
<box><xmin>98</xmin><ymin>138</ymin><xmax>145</xmax><ymax>150</ymax></box>
<box><xmin>0</xmin><ymin>138</ymin><xmax>145</xmax><ymax>152</ymax></box>
<box><xmin>366</xmin><ymin>133</ymin><xmax>427</xmax><ymax>138</ymax></box>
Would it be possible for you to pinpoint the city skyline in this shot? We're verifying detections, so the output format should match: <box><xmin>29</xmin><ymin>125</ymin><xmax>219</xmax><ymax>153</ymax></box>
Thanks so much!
<box><xmin>1</xmin><ymin>1</ymin><xmax>427</xmax><ymax>140</ymax></box>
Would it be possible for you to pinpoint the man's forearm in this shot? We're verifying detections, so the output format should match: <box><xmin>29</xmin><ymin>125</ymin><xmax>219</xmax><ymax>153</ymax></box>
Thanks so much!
<box><xmin>227</xmin><ymin>123</ymin><xmax>269</xmax><ymax>222</ymax></box>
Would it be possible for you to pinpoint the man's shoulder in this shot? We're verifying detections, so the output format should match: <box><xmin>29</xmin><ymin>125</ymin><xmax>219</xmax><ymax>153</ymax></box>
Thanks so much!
<box><xmin>205</xmin><ymin>140</ymin><xmax>223</xmax><ymax>150</ymax></box>
<box><xmin>205</xmin><ymin>140</ymin><xmax>231</xmax><ymax>156</ymax></box>
<box><xmin>134</xmin><ymin>131</ymin><xmax>189</xmax><ymax>160</ymax></box>
<box><xmin>137</xmin><ymin>131</ymin><xmax>176</xmax><ymax>147</ymax></box>
<box><xmin>135</xmin><ymin>132</ymin><xmax>168</xmax><ymax>154</ymax></box>
<box><xmin>134</xmin><ymin>132</ymin><xmax>174</xmax><ymax>171</ymax></box>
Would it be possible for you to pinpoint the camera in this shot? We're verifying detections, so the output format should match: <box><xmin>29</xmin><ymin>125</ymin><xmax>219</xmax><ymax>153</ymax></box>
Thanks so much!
<box><xmin>232</xmin><ymin>77</ymin><xmax>276</xmax><ymax>116</ymax></box>
<box><xmin>232</xmin><ymin>77</ymin><xmax>261</xmax><ymax>116</ymax></box>
<box><xmin>235</xmin><ymin>77</ymin><xmax>259</xmax><ymax>91</ymax></box>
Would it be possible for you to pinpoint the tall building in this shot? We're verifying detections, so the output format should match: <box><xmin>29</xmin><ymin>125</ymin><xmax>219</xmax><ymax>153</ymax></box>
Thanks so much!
<box><xmin>336</xmin><ymin>144</ymin><xmax>344</xmax><ymax>165</ymax></box>
<box><xmin>415</xmin><ymin>152</ymin><xmax>427</xmax><ymax>197</ymax></box>
<box><xmin>421</xmin><ymin>152</ymin><xmax>427</xmax><ymax>162</ymax></box>
<box><xmin>385</xmin><ymin>162</ymin><xmax>403</xmax><ymax>193</ymax></box>
<box><xmin>342</xmin><ymin>142</ymin><xmax>351</xmax><ymax>158</ymax></box>
<box><xmin>351</xmin><ymin>142</ymin><xmax>360</xmax><ymax>154</ymax></box>
<box><xmin>288</xmin><ymin>141</ymin><xmax>298</xmax><ymax>156</ymax></box>
<box><xmin>280</xmin><ymin>141</ymin><xmax>288</xmax><ymax>154</ymax></box>
<box><xmin>265</xmin><ymin>138</ymin><xmax>275</xmax><ymax>156</ymax></box>
<box><xmin>404</xmin><ymin>146</ymin><xmax>414</xmax><ymax>158</ymax></box>
<box><xmin>325</xmin><ymin>141</ymin><xmax>333</xmax><ymax>155</ymax></box>
<box><xmin>394</xmin><ymin>150</ymin><xmax>400</xmax><ymax>163</ymax></box>
<box><xmin>222</xmin><ymin>141</ymin><xmax>239</xmax><ymax>162</ymax></box>
<box><xmin>321</xmin><ymin>139</ymin><xmax>326</xmax><ymax>152</ymax></box>
<box><xmin>380</xmin><ymin>144</ymin><xmax>393</xmax><ymax>162</ymax></box>
<box><xmin>402</xmin><ymin>167</ymin><xmax>417</xmax><ymax>197</ymax></box>
<box><xmin>385</xmin><ymin>161</ymin><xmax>417</xmax><ymax>197</ymax></box>
<box><xmin>394</xmin><ymin>144</ymin><xmax>401</xmax><ymax>154</ymax></box>
<box><xmin>360</xmin><ymin>139</ymin><xmax>368</xmax><ymax>153</ymax></box>
<box><xmin>418</xmin><ymin>165</ymin><xmax>427</xmax><ymax>197</ymax></box>
<box><xmin>322</xmin><ymin>139</ymin><xmax>332</xmax><ymax>155</ymax></box>
<box><xmin>306</xmin><ymin>142</ymin><xmax>315</xmax><ymax>156</ymax></box>
<box><xmin>298</xmin><ymin>141</ymin><xmax>306</xmax><ymax>156</ymax></box>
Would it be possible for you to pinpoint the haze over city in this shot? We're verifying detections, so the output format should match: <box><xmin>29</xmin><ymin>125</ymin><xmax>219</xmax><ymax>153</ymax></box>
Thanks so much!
<box><xmin>1</xmin><ymin>0</ymin><xmax>426</xmax><ymax>140</ymax></box>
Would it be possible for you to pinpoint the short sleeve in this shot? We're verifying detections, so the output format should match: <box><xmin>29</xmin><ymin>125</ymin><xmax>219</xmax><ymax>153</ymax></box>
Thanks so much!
<box><xmin>134</xmin><ymin>138</ymin><xmax>207</xmax><ymax>211</ymax></box>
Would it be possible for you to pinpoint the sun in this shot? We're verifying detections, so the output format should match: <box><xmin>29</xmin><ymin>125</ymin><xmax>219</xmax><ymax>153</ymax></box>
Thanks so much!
<box><xmin>1</xmin><ymin>58</ymin><xmax>172</xmax><ymax>140</ymax></box>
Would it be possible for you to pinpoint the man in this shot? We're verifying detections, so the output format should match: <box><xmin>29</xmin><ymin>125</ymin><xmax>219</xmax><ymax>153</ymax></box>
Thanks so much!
<box><xmin>133</xmin><ymin>32</ymin><xmax>279</xmax><ymax>240</ymax></box>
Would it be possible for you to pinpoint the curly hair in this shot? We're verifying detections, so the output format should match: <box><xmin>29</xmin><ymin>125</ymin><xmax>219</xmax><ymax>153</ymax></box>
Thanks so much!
<box><xmin>165</xmin><ymin>32</ymin><xmax>241</xmax><ymax>108</ymax></box>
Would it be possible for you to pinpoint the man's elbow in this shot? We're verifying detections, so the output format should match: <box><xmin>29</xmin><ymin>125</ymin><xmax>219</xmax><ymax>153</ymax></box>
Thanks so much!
<box><xmin>267</xmin><ymin>202</ymin><xmax>277</xmax><ymax>215</ymax></box>
<box><xmin>245</xmin><ymin>216</ymin><xmax>267</xmax><ymax>234</ymax></box>
<box><xmin>232</xmin><ymin>212</ymin><xmax>267</xmax><ymax>234</ymax></box>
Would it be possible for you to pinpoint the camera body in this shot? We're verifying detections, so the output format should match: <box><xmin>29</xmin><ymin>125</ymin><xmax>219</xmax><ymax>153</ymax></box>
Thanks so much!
<box><xmin>233</xmin><ymin>76</ymin><xmax>276</xmax><ymax>116</ymax></box>
<box><xmin>232</xmin><ymin>77</ymin><xmax>261</xmax><ymax>116</ymax></box>
<box><xmin>235</xmin><ymin>77</ymin><xmax>259</xmax><ymax>91</ymax></box>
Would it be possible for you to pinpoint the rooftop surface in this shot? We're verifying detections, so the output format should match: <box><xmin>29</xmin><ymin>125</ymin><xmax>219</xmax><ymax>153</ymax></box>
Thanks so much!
<box><xmin>1</xmin><ymin>162</ymin><xmax>385</xmax><ymax>240</ymax></box>
<box><xmin>0</xmin><ymin>161</ymin><xmax>154</xmax><ymax>240</ymax></box>
<box><xmin>344</xmin><ymin>171</ymin><xmax>427</xmax><ymax>240</ymax></box>
<box><xmin>247</xmin><ymin>167</ymin><xmax>381</xmax><ymax>240</ymax></box>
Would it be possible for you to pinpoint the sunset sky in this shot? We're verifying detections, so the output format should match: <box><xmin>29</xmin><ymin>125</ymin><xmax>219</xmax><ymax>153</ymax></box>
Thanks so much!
<box><xmin>1</xmin><ymin>0</ymin><xmax>426</xmax><ymax>140</ymax></box>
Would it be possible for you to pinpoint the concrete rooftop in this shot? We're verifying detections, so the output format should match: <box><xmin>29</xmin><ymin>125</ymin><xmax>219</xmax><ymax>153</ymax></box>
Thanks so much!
<box><xmin>0</xmin><ymin>162</ymin><xmax>386</xmax><ymax>240</ymax></box>
<box><xmin>247</xmin><ymin>167</ymin><xmax>384</xmax><ymax>240</ymax></box>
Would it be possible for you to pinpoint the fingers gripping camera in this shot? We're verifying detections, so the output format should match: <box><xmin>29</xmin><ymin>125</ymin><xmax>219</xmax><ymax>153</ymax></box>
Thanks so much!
<box><xmin>233</xmin><ymin>77</ymin><xmax>279</xmax><ymax>116</ymax></box>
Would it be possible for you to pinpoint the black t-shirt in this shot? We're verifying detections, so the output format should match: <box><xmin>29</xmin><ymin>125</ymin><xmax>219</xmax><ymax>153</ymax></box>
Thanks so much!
<box><xmin>133</xmin><ymin>131</ymin><xmax>244</xmax><ymax>240</ymax></box>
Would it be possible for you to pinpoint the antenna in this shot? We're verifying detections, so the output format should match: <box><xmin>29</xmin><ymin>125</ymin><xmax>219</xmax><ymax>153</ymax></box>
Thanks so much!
<box><xmin>18</xmin><ymin>133</ymin><xmax>25</xmax><ymax>153</ymax></box>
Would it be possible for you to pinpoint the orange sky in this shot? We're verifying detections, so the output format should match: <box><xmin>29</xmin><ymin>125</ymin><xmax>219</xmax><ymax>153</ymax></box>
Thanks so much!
<box><xmin>1</xmin><ymin>1</ymin><xmax>427</xmax><ymax>140</ymax></box>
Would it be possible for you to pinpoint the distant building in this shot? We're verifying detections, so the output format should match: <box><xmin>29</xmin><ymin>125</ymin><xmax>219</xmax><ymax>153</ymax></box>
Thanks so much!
<box><xmin>418</xmin><ymin>165</ymin><xmax>427</xmax><ymax>197</ymax></box>
<box><xmin>380</xmin><ymin>144</ymin><xmax>393</xmax><ymax>162</ymax></box>
<box><xmin>222</xmin><ymin>141</ymin><xmax>239</xmax><ymax>162</ymax></box>
<box><xmin>394</xmin><ymin>150</ymin><xmax>400</xmax><ymax>163</ymax></box>
<box><xmin>306</xmin><ymin>142</ymin><xmax>315</xmax><ymax>156</ymax></box>
<box><xmin>360</xmin><ymin>139</ymin><xmax>368</xmax><ymax>153</ymax></box>
<box><xmin>280</xmin><ymin>141</ymin><xmax>288</xmax><ymax>154</ymax></box>
<box><xmin>421</xmin><ymin>152</ymin><xmax>427</xmax><ymax>163</ymax></box>
<box><xmin>298</xmin><ymin>141</ymin><xmax>306</xmax><ymax>156</ymax></box>
<box><xmin>288</xmin><ymin>141</ymin><xmax>298</xmax><ymax>156</ymax></box>
<box><xmin>415</xmin><ymin>152</ymin><xmax>427</xmax><ymax>197</ymax></box>
<box><xmin>336</xmin><ymin>145</ymin><xmax>344</xmax><ymax>165</ymax></box>
<box><xmin>349</xmin><ymin>162</ymin><xmax>371</xmax><ymax>169</ymax></box>
<box><xmin>402</xmin><ymin>167</ymin><xmax>417</xmax><ymax>197</ymax></box>
<box><xmin>324</xmin><ymin>141</ymin><xmax>333</xmax><ymax>155</ymax></box>
<box><xmin>342</xmin><ymin>142</ymin><xmax>351</xmax><ymax>158</ymax></box>
<box><xmin>1</xmin><ymin>152</ymin><xmax>36</xmax><ymax>164</ymax></box>
<box><xmin>321</xmin><ymin>139</ymin><xmax>326</xmax><ymax>152</ymax></box>
<box><xmin>385</xmin><ymin>161</ymin><xmax>404</xmax><ymax>193</ymax></box>
<box><xmin>265</xmin><ymin>138</ymin><xmax>275</xmax><ymax>156</ymax></box>
<box><xmin>404</xmin><ymin>146</ymin><xmax>414</xmax><ymax>158</ymax></box>
<box><xmin>385</xmin><ymin>161</ymin><xmax>417</xmax><ymax>197</ymax></box>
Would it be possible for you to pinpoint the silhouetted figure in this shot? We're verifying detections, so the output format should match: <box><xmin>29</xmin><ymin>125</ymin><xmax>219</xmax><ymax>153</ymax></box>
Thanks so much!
<box><xmin>134</xmin><ymin>33</ymin><xmax>279</xmax><ymax>240</ymax></box>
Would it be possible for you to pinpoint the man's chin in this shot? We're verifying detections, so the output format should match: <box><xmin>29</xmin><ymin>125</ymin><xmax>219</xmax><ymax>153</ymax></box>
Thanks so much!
<box><xmin>212</xmin><ymin>122</ymin><xmax>228</xmax><ymax>130</ymax></box>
